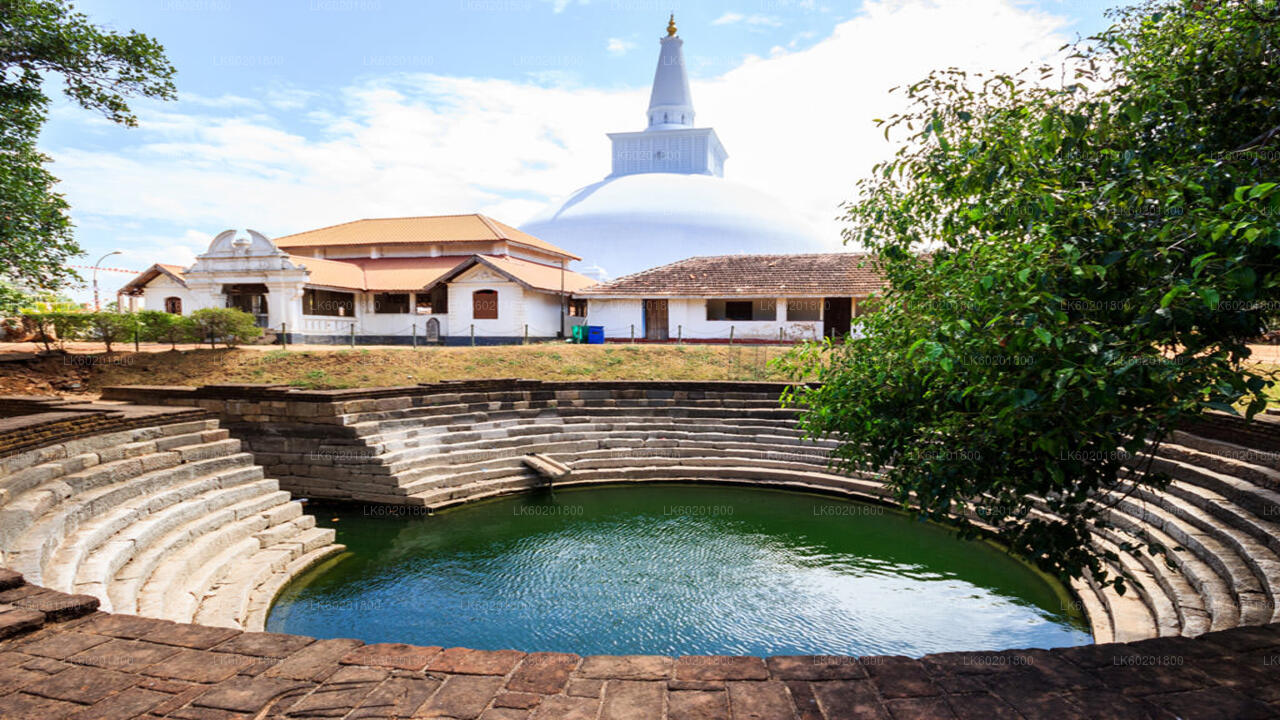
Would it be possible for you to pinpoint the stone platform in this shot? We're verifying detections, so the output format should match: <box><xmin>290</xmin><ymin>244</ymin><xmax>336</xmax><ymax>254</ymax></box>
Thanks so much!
<box><xmin>1</xmin><ymin>570</ymin><xmax>1278</xmax><ymax>719</ymax></box>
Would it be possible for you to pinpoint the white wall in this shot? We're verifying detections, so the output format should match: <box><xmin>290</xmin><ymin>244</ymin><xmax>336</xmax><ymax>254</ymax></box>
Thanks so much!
<box><xmin>584</xmin><ymin>297</ymin><xmax>826</xmax><ymax>341</ymax></box>
<box><xmin>139</xmin><ymin>275</ymin><xmax>198</xmax><ymax>315</ymax></box>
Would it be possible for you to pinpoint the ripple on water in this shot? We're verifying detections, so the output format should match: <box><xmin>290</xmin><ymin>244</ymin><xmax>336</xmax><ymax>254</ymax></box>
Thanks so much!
<box><xmin>267</xmin><ymin>484</ymin><xmax>1092</xmax><ymax>657</ymax></box>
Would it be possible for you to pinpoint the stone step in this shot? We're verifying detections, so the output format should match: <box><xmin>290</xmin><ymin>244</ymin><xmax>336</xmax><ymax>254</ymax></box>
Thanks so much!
<box><xmin>0</xmin><ymin>427</ymin><xmax>223</xmax><ymax>501</ymax></box>
<box><xmin>1085</xmin><ymin>562</ymin><xmax>1158</xmax><ymax>642</ymax></box>
<box><xmin>358</xmin><ymin>410</ymin><xmax>802</xmax><ymax>448</ymax></box>
<box><xmin>1150</xmin><ymin>453</ymin><xmax>1280</xmax><ymax>527</ymax></box>
<box><xmin>1125</xmin><ymin>481</ymin><xmax>1280</xmax><ymax>619</ymax></box>
<box><xmin>0</xmin><ymin>417</ymin><xmax>220</xmax><ymax>477</ymax></box>
<box><xmin>1092</xmin><ymin>522</ymin><xmax>1211</xmax><ymax>637</ymax></box>
<box><xmin>1099</xmin><ymin>498</ymin><xmax>1242</xmax><ymax>631</ymax></box>
<box><xmin>137</xmin><ymin>499</ymin><xmax>312</xmax><ymax>622</ymax></box>
<box><xmin>0</xmin><ymin>436</ymin><xmax>243</xmax><ymax>555</ymax></box>
<box><xmin>1167</xmin><ymin>430</ymin><xmax>1280</xmax><ymax>474</ymax></box>
<box><xmin>1090</xmin><ymin>531</ymin><xmax>1183</xmax><ymax>637</ymax></box>
<box><xmin>241</xmin><ymin>542</ymin><xmax>348</xmax><ymax>632</ymax></box>
<box><xmin>44</xmin><ymin>468</ymin><xmax>271</xmax><ymax>592</ymax></box>
<box><xmin>1111</xmin><ymin>491</ymin><xmax>1272</xmax><ymax>625</ymax></box>
<box><xmin>1070</xmin><ymin>576</ymin><xmax>1115</xmax><ymax>644</ymax></box>
<box><xmin>373</xmin><ymin>418</ymin><xmax>816</xmax><ymax>457</ymax></box>
<box><xmin>344</xmin><ymin>397</ymin><xmax>791</xmax><ymax>428</ymax></box>
<box><xmin>412</xmin><ymin>472</ymin><xmax>545</xmax><ymax>509</ymax></box>
<box><xmin>381</xmin><ymin>426</ymin><xmax>828</xmax><ymax>473</ymax></box>
<box><xmin>104</xmin><ymin>488</ymin><xmax>292</xmax><ymax>614</ymax></box>
<box><xmin>5</xmin><ymin>450</ymin><xmax>256</xmax><ymax>583</ymax></box>
<box><xmin>195</xmin><ymin>527</ymin><xmax>341</xmax><ymax>631</ymax></box>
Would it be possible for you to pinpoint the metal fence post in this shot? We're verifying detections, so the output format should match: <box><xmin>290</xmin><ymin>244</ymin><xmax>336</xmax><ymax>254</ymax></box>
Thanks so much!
<box><xmin>412</xmin><ymin>323</ymin><xmax>417</xmax><ymax>349</ymax></box>
<box><xmin>470</xmin><ymin>324</ymin><xmax>475</xmax><ymax>346</ymax></box>
<box><xmin>350</xmin><ymin>323</ymin><xmax>355</xmax><ymax>348</ymax></box>
<box><xmin>281</xmin><ymin>322</ymin><xmax>288</xmax><ymax>348</ymax></box>
<box><xmin>729</xmin><ymin>326</ymin><xmax>735</xmax><ymax>345</ymax></box>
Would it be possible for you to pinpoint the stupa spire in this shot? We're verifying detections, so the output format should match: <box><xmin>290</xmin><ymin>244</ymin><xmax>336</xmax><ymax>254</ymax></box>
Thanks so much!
<box><xmin>646</xmin><ymin>14</ymin><xmax>694</xmax><ymax>131</ymax></box>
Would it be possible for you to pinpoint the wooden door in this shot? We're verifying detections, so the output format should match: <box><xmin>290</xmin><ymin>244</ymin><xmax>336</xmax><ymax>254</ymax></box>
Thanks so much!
<box><xmin>823</xmin><ymin>297</ymin><xmax>852</xmax><ymax>339</ymax></box>
<box><xmin>643</xmin><ymin>299</ymin><xmax>669</xmax><ymax>341</ymax></box>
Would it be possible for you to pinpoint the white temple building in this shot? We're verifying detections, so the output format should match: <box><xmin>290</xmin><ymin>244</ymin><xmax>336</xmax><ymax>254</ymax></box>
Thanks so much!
<box><xmin>521</xmin><ymin>16</ymin><xmax>830</xmax><ymax>279</ymax></box>
<box><xmin>118</xmin><ymin>216</ymin><xmax>597</xmax><ymax>345</ymax></box>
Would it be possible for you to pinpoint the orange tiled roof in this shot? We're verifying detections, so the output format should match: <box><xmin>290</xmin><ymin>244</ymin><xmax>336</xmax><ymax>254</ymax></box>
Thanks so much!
<box><xmin>482</xmin><ymin>255</ymin><xmax>599</xmax><ymax>294</ymax></box>
<box><xmin>118</xmin><ymin>264</ymin><xmax>188</xmax><ymax>294</ymax></box>
<box><xmin>423</xmin><ymin>255</ymin><xmax>599</xmax><ymax>295</ymax></box>
<box><xmin>575</xmin><ymin>253</ymin><xmax>883</xmax><ymax>297</ymax></box>
<box><xmin>271</xmin><ymin>214</ymin><xmax>580</xmax><ymax>261</ymax></box>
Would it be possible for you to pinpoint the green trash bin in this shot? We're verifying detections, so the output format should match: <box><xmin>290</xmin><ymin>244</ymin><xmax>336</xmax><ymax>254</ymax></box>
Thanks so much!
<box><xmin>571</xmin><ymin>324</ymin><xmax>587</xmax><ymax>344</ymax></box>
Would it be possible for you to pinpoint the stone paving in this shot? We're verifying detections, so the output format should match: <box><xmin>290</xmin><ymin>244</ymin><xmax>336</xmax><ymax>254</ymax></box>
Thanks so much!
<box><xmin>2</xmin><ymin>569</ymin><xmax>1279</xmax><ymax>719</ymax></box>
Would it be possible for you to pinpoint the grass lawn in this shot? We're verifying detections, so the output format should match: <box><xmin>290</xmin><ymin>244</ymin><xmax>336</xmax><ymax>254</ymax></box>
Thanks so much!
<box><xmin>82</xmin><ymin>343</ymin><xmax>796</xmax><ymax>392</ymax></box>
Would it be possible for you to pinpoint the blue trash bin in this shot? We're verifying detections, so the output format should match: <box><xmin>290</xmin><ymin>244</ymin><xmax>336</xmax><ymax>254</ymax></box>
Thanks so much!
<box><xmin>586</xmin><ymin>326</ymin><xmax>605</xmax><ymax>344</ymax></box>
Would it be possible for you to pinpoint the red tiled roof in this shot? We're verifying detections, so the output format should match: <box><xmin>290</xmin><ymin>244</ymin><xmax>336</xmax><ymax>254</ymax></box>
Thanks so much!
<box><xmin>575</xmin><ymin>253</ymin><xmax>883</xmax><ymax>297</ymax></box>
<box><xmin>423</xmin><ymin>255</ymin><xmax>599</xmax><ymax>296</ymax></box>
<box><xmin>271</xmin><ymin>214</ymin><xmax>580</xmax><ymax>260</ymax></box>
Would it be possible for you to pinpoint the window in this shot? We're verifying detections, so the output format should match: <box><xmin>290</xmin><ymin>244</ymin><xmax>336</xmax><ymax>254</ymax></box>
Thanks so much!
<box><xmin>163</xmin><ymin>297</ymin><xmax>182</xmax><ymax>315</ymax></box>
<box><xmin>705</xmin><ymin>298</ymin><xmax>777</xmax><ymax>321</ymax></box>
<box><xmin>373</xmin><ymin>293</ymin><xmax>409</xmax><ymax>314</ymax></box>
<box><xmin>568</xmin><ymin>298</ymin><xmax>588</xmax><ymax>317</ymax></box>
<box><xmin>786</xmin><ymin>298</ymin><xmax>821</xmax><ymax>321</ymax></box>
<box><xmin>473</xmin><ymin>290</ymin><xmax>498</xmax><ymax>319</ymax></box>
<box><xmin>417</xmin><ymin>286</ymin><xmax>448</xmax><ymax>314</ymax></box>
<box><xmin>304</xmin><ymin>288</ymin><xmax>355</xmax><ymax>317</ymax></box>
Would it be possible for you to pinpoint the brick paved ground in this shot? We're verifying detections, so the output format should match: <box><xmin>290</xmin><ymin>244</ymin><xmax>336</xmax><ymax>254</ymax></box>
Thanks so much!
<box><xmin>1</xmin><ymin>569</ymin><xmax>1278</xmax><ymax>719</ymax></box>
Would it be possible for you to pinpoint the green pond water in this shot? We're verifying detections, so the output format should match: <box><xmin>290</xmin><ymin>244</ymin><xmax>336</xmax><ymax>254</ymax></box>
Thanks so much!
<box><xmin>267</xmin><ymin>484</ymin><xmax>1092</xmax><ymax>657</ymax></box>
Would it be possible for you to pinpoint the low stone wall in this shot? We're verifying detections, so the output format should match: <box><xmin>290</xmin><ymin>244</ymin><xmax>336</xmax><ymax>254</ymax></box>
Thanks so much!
<box><xmin>0</xmin><ymin>568</ymin><xmax>1277</xmax><ymax>719</ymax></box>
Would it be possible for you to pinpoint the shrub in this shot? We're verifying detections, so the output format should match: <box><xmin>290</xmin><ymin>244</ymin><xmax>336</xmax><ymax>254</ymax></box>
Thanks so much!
<box><xmin>84</xmin><ymin>311</ymin><xmax>134</xmax><ymax>353</ymax></box>
<box><xmin>136</xmin><ymin>309</ymin><xmax>194</xmax><ymax>350</ymax></box>
<box><xmin>186</xmin><ymin>308</ymin><xmax>263</xmax><ymax>348</ymax></box>
<box><xmin>24</xmin><ymin>311</ymin><xmax>91</xmax><ymax>352</ymax></box>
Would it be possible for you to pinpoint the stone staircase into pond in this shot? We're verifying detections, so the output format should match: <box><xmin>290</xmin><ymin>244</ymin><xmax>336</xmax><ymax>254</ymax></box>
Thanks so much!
<box><xmin>98</xmin><ymin>380</ymin><xmax>1280</xmax><ymax>646</ymax></box>
<box><xmin>0</xmin><ymin>399</ymin><xmax>341</xmax><ymax>631</ymax></box>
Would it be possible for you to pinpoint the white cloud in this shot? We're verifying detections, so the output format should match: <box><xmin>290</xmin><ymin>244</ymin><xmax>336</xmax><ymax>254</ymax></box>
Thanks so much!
<box><xmin>712</xmin><ymin>12</ymin><xmax>784</xmax><ymax>27</ymax></box>
<box><xmin>606</xmin><ymin>37</ymin><xmax>636</xmax><ymax>56</ymax></box>
<box><xmin>50</xmin><ymin>0</ymin><xmax>1071</xmax><ymax>273</ymax></box>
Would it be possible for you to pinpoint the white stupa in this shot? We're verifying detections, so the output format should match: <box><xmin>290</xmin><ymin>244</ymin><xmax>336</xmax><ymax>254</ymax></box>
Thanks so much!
<box><xmin>521</xmin><ymin>15</ymin><xmax>829</xmax><ymax>280</ymax></box>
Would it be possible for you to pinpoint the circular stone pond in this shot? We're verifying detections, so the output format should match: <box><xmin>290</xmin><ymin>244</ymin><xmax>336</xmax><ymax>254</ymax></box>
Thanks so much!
<box><xmin>267</xmin><ymin>485</ymin><xmax>1092</xmax><ymax>657</ymax></box>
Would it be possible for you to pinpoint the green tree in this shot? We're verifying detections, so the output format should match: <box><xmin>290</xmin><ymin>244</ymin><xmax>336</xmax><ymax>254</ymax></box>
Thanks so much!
<box><xmin>25</xmin><ymin>310</ymin><xmax>89</xmax><ymax>351</ymax></box>
<box><xmin>85</xmin><ymin>310</ymin><xmax>133</xmax><ymax>352</ymax></box>
<box><xmin>0</xmin><ymin>0</ymin><xmax>176</xmax><ymax>290</ymax></box>
<box><xmin>780</xmin><ymin>0</ymin><xmax>1280</xmax><ymax>589</ymax></box>
<box><xmin>187</xmin><ymin>308</ymin><xmax>262</xmax><ymax>348</ymax></box>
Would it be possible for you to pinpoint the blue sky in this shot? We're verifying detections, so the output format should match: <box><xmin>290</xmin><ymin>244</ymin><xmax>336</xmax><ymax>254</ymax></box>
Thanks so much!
<box><xmin>42</xmin><ymin>0</ymin><xmax>1117</xmax><ymax>300</ymax></box>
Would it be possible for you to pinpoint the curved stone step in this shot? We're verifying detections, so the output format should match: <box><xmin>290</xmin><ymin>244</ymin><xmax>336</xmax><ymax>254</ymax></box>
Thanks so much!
<box><xmin>1150</xmin><ymin>452</ymin><xmax>1280</xmax><ymax>528</ymax></box>
<box><xmin>1124</xmin><ymin>482</ymin><xmax>1280</xmax><ymax>622</ymax></box>
<box><xmin>1085</xmin><ymin>559</ymin><xmax>1158</xmax><ymax>642</ymax></box>
<box><xmin>6</xmin><ymin>450</ymin><xmax>255</xmax><ymax>583</ymax></box>
<box><xmin>1111</xmin><ymin>492</ymin><xmax>1271</xmax><ymax>625</ymax></box>
<box><xmin>108</xmin><ymin>490</ymin><xmax>296</xmax><ymax>615</ymax></box>
<box><xmin>1092</xmin><ymin>522</ymin><xmax>1211</xmax><ymax>637</ymax></box>
<box><xmin>136</xmin><ymin>498</ymin><xmax>313</xmax><ymax>622</ymax></box>
<box><xmin>0</xmin><ymin>434</ymin><xmax>235</xmax><ymax>557</ymax></box>
<box><xmin>1167</xmin><ymin>430</ymin><xmax>1280</xmax><ymax>474</ymax></box>
<box><xmin>240</xmin><ymin>543</ymin><xmax>348</xmax><ymax>632</ymax></box>
<box><xmin>43</xmin><ymin>468</ymin><xmax>270</xmax><ymax>592</ymax></box>
<box><xmin>1098</xmin><ymin>498</ymin><xmax>1242</xmax><ymax>631</ymax></box>
<box><xmin>1090</xmin><ymin>532</ymin><xmax>1182</xmax><ymax>636</ymax></box>
<box><xmin>194</xmin><ymin>526</ymin><xmax>337</xmax><ymax>629</ymax></box>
